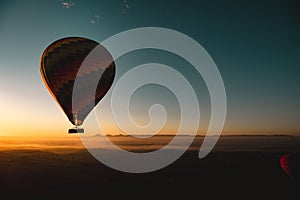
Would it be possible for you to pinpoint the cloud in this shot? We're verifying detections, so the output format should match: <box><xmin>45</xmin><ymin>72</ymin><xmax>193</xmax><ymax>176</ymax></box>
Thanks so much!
<box><xmin>59</xmin><ymin>0</ymin><xmax>75</xmax><ymax>9</ymax></box>
<box><xmin>122</xmin><ymin>0</ymin><xmax>130</xmax><ymax>14</ymax></box>
<box><xmin>124</xmin><ymin>0</ymin><xmax>130</xmax><ymax>9</ymax></box>
<box><xmin>90</xmin><ymin>14</ymin><xmax>100</xmax><ymax>24</ymax></box>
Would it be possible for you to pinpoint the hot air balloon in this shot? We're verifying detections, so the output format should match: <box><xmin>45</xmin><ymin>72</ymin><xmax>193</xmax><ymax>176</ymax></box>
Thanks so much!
<box><xmin>280</xmin><ymin>153</ymin><xmax>300</xmax><ymax>179</ymax></box>
<box><xmin>40</xmin><ymin>37</ymin><xmax>115</xmax><ymax>133</ymax></box>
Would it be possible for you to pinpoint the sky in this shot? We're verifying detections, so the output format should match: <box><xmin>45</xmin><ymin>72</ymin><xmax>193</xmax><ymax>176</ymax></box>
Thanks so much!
<box><xmin>0</xmin><ymin>0</ymin><xmax>299</xmax><ymax>137</ymax></box>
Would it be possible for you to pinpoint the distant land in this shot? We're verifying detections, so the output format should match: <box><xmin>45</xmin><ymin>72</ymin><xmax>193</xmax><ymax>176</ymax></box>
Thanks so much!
<box><xmin>0</xmin><ymin>134</ymin><xmax>299</xmax><ymax>199</ymax></box>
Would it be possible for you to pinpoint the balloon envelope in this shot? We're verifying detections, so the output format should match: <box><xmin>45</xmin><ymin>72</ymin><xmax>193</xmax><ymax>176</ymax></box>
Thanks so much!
<box><xmin>40</xmin><ymin>37</ymin><xmax>115</xmax><ymax>129</ymax></box>
<box><xmin>280</xmin><ymin>153</ymin><xmax>300</xmax><ymax>178</ymax></box>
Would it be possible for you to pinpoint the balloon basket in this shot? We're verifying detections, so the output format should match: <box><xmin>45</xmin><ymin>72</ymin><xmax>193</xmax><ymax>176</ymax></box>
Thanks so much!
<box><xmin>68</xmin><ymin>127</ymin><xmax>84</xmax><ymax>134</ymax></box>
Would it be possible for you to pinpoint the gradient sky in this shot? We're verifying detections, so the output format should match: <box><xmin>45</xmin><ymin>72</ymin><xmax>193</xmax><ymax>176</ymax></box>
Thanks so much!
<box><xmin>0</xmin><ymin>0</ymin><xmax>299</xmax><ymax>137</ymax></box>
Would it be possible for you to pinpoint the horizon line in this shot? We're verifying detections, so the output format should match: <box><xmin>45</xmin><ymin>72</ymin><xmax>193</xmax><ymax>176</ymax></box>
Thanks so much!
<box><xmin>1</xmin><ymin>133</ymin><xmax>299</xmax><ymax>138</ymax></box>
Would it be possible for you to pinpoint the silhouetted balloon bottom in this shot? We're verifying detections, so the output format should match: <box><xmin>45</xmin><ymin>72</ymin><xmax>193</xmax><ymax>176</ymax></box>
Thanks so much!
<box><xmin>68</xmin><ymin>127</ymin><xmax>84</xmax><ymax>134</ymax></box>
